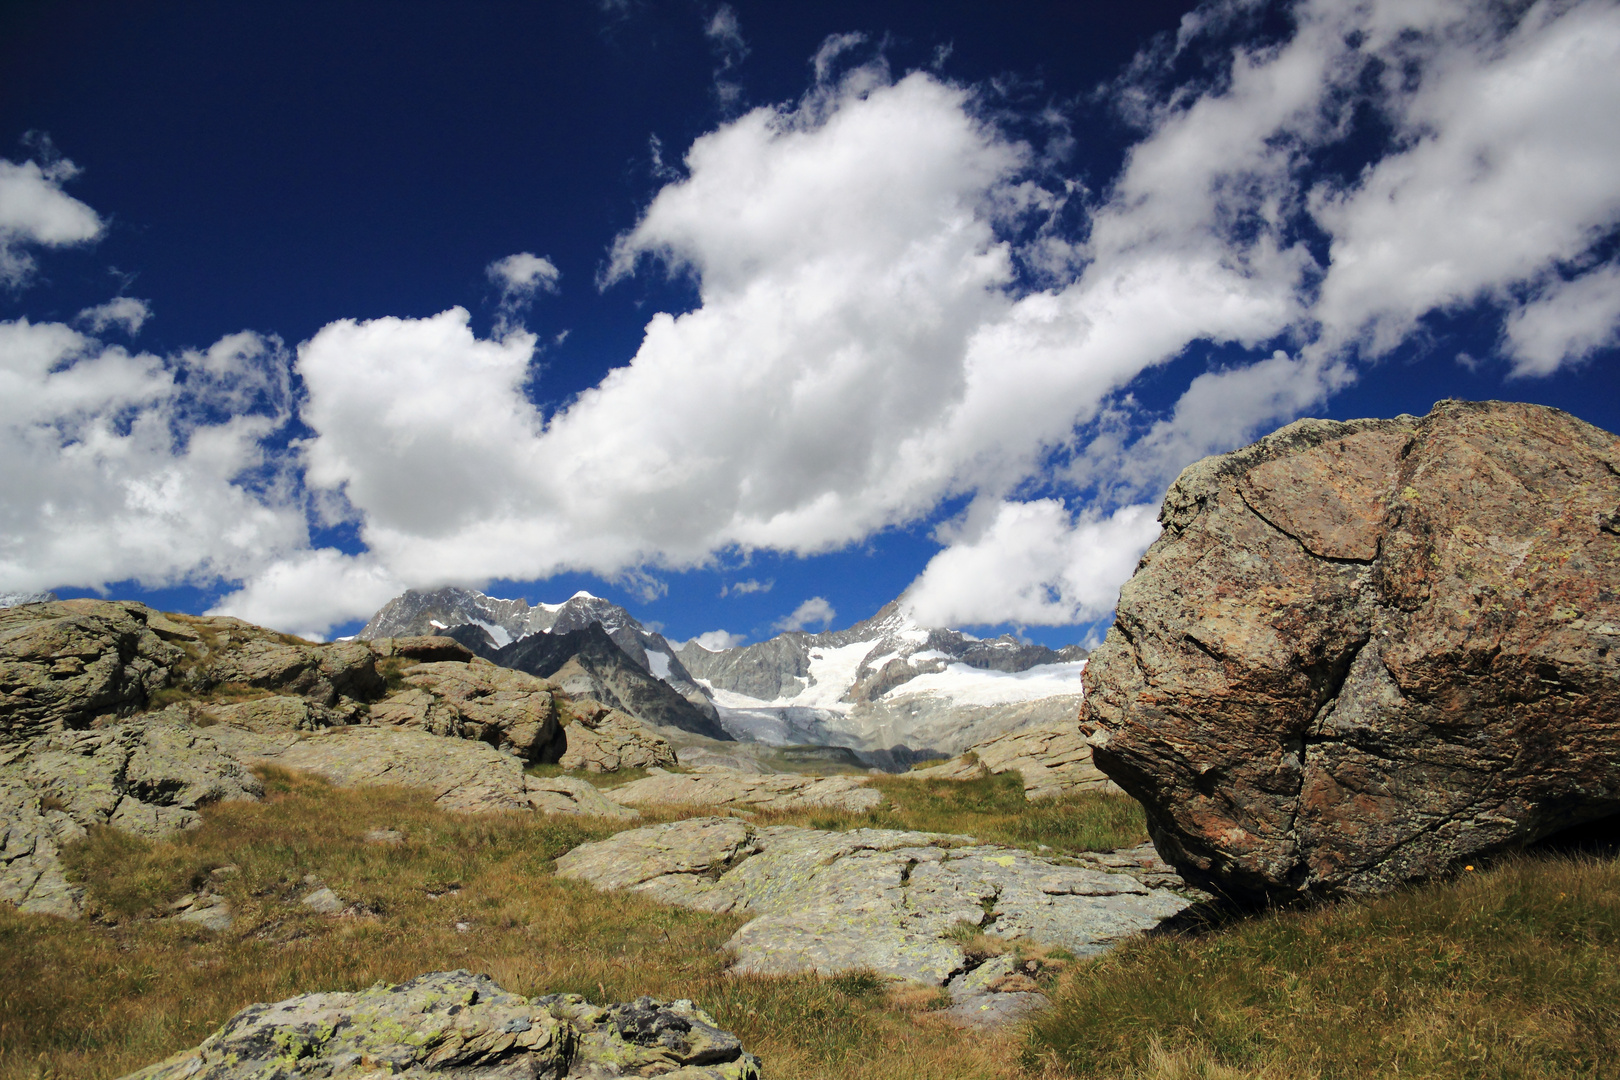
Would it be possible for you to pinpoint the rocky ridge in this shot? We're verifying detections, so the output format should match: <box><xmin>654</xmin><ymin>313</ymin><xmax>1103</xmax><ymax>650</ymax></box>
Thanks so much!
<box><xmin>121</xmin><ymin>969</ymin><xmax>761</xmax><ymax>1080</ymax></box>
<box><xmin>1083</xmin><ymin>400</ymin><xmax>1620</xmax><ymax>904</ymax></box>
<box><xmin>0</xmin><ymin>599</ymin><xmax>655</xmax><ymax>916</ymax></box>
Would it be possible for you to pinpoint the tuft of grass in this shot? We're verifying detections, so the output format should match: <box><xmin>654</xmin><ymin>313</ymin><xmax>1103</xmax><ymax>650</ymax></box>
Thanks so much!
<box><xmin>2</xmin><ymin>766</ymin><xmax>1032</xmax><ymax>1080</ymax></box>
<box><xmin>1025</xmin><ymin>853</ymin><xmax>1620</xmax><ymax>1079</ymax></box>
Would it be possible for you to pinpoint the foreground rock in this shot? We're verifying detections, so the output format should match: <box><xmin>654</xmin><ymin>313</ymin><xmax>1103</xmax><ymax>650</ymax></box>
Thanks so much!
<box><xmin>224</xmin><ymin>727</ymin><xmax>635</xmax><ymax>818</ymax></box>
<box><xmin>609</xmin><ymin>767</ymin><xmax>884</xmax><ymax>813</ymax></box>
<box><xmin>121</xmin><ymin>969</ymin><xmax>761</xmax><ymax>1080</ymax></box>
<box><xmin>1</xmin><ymin>719</ymin><xmax>262</xmax><ymax>917</ymax></box>
<box><xmin>1083</xmin><ymin>400</ymin><xmax>1620</xmax><ymax>904</ymax></box>
<box><xmin>908</xmin><ymin>719</ymin><xmax>1121</xmax><ymax>799</ymax></box>
<box><xmin>557</xmin><ymin>817</ymin><xmax>1192</xmax><ymax>1002</ymax></box>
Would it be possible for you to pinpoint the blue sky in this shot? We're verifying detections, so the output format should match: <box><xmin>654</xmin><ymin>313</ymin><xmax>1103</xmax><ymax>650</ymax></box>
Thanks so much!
<box><xmin>2</xmin><ymin>0</ymin><xmax>1618</xmax><ymax>648</ymax></box>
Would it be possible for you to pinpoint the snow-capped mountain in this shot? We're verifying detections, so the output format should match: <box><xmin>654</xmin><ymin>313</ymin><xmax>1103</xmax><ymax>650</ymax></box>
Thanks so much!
<box><xmin>675</xmin><ymin>602</ymin><xmax>1088</xmax><ymax>763</ymax></box>
<box><xmin>361</xmin><ymin>587</ymin><xmax>1089</xmax><ymax>766</ymax></box>
<box><xmin>359</xmin><ymin>587</ymin><xmax>717</xmax><ymax>724</ymax></box>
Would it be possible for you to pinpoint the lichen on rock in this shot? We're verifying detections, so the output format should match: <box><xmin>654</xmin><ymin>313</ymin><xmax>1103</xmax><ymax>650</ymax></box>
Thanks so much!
<box><xmin>118</xmin><ymin>970</ymin><xmax>762</xmax><ymax>1080</ymax></box>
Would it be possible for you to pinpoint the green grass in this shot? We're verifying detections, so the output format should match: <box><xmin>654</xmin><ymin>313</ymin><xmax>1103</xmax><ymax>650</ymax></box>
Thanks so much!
<box><xmin>1026</xmin><ymin>853</ymin><xmax>1620</xmax><ymax>1079</ymax></box>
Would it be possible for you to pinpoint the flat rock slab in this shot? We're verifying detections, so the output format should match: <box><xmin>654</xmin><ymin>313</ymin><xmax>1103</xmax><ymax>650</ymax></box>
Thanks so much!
<box><xmin>557</xmin><ymin>817</ymin><xmax>1193</xmax><ymax>990</ymax></box>
<box><xmin>609</xmin><ymin>767</ymin><xmax>884</xmax><ymax>813</ymax></box>
<box><xmin>120</xmin><ymin>969</ymin><xmax>761</xmax><ymax>1080</ymax></box>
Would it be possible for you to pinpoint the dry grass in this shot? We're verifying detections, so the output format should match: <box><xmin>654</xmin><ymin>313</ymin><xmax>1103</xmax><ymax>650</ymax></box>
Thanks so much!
<box><xmin>0</xmin><ymin>767</ymin><xmax>1033</xmax><ymax>1080</ymax></box>
<box><xmin>7</xmin><ymin>762</ymin><xmax>1616</xmax><ymax>1080</ymax></box>
<box><xmin>1026</xmin><ymin>853</ymin><xmax>1620</xmax><ymax>1079</ymax></box>
<box><xmin>738</xmin><ymin>770</ymin><xmax>1151</xmax><ymax>857</ymax></box>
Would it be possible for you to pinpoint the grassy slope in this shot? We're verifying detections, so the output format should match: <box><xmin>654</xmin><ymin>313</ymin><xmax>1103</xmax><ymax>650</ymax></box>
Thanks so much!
<box><xmin>1028</xmin><ymin>854</ymin><xmax>1620</xmax><ymax>1079</ymax></box>
<box><xmin>0</xmin><ymin>769</ymin><xmax>1142</xmax><ymax>1080</ymax></box>
<box><xmin>5</xmin><ymin>765</ymin><xmax>1615</xmax><ymax>1080</ymax></box>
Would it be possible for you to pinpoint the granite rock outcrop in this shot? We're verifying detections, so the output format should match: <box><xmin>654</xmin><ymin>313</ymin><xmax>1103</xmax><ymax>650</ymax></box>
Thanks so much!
<box><xmin>1082</xmin><ymin>400</ymin><xmax>1620</xmax><ymax>903</ymax></box>
<box><xmin>557</xmin><ymin>817</ymin><xmax>1193</xmax><ymax>991</ymax></box>
<box><xmin>120</xmin><ymin>970</ymin><xmax>762</xmax><ymax>1080</ymax></box>
<box><xmin>559</xmin><ymin>700</ymin><xmax>678</xmax><ymax>772</ymax></box>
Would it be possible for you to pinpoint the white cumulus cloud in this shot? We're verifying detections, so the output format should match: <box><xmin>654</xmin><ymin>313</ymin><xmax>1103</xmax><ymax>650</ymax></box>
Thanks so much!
<box><xmin>773</xmin><ymin>596</ymin><xmax>836</xmax><ymax>633</ymax></box>
<box><xmin>75</xmin><ymin>297</ymin><xmax>151</xmax><ymax>336</ymax></box>
<box><xmin>0</xmin><ymin>154</ymin><xmax>104</xmax><ymax>288</ymax></box>
<box><xmin>902</xmin><ymin>500</ymin><xmax>1161</xmax><ymax>628</ymax></box>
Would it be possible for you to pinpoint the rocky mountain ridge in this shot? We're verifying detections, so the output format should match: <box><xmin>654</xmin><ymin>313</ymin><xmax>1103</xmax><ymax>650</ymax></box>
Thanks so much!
<box><xmin>362</xmin><ymin>586</ymin><xmax>1090</xmax><ymax>765</ymax></box>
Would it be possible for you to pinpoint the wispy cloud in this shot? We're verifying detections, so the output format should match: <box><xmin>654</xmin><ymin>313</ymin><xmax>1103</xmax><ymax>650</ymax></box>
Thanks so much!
<box><xmin>773</xmin><ymin>596</ymin><xmax>836</xmax><ymax>633</ymax></box>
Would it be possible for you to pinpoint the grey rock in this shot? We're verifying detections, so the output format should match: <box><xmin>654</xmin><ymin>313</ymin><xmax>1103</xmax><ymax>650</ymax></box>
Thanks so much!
<box><xmin>235</xmin><ymin>726</ymin><xmax>636</xmax><ymax>819</ymax></box>
<box><xmin>559</xmin><ymin>701</ymin><xmax>677</xmax><ymax>772</ymax></box>
<box><xmin>937</xmin><ymin>990</ymin><xmax>1051</xmax><ymax>1031</ymax></box>
<box><xmin>175</xmin><ymin>895</ymin><xmax>233</xmax><ymax>931</ymax></box>
<box><xmin>524</xmin><ymin>774</ymin><xmax>639</xmax><ymax>819</ymax></box>
<box><xmin>0</xmin><ymin>718</ymin><xmax>262</xmax><ymax>918</ymax></box>
<box><xmin>908</xmin><ymin>718</ymin><xmax>1120</xmax><ymax>799</ymax></box>
<box><xmin>367</xmin><ymin>660</ymin><xmax>566</xmax><ymax>762</ymax></box>
<box><xmin>608</xmin><ymin>767</ymin><xmax>883</xmax><ymax>813</ymax></box>
<box><xmin>1</xmin><ymin>599</ymin><xmax>185</xmax><ymax>748</ymax></box>
<box><xmin>362</xmin><ymin>827</ymin><xmax>404</xmax><ymax>844</ymax></box>
<box><xmin>557</xmin><ymin>818</ymin><xmax>1193</xmax><ymax>987</ymax></box>
<box><xmin>237</xmin><ymin>727</ymin><xmax>541</xmax><ymax>814</ymax></box>
<box><xmin>119</xmin><ymin>970</ymin><xmax>762</xmax><ymax>1080</ymax></box>
<box><xmin>1083</xmin><ymin>400</ymin><xmax>1620</xmax><ymax>904</ymax></box>
<box><xmin>301</xmin><ymin>886</ymin><xmax>344</xmax><ymax>913</ymax></box>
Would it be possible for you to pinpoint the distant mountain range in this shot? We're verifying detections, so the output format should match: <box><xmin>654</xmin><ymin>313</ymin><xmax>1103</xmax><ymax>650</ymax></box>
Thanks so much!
<box><xmin>359</xmin><ymin>586</ymin><xmax>1088</xmax><ymax>766</ymax></box>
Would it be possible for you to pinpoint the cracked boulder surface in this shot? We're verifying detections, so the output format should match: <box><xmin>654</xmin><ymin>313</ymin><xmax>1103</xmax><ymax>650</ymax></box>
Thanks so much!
<box><xmin>120</xmin><ymin>969</ymin><xmax>762</xmax><ymax>1080</ymax></box>
<box><xmin>1081</xmin><ymin>400</ymin><xmax>1620</xmax><ymax>905</ymax></box>
<box><xmin>556</xmin><ymin>817</ymin><xmax>1193</xmax><ymax>987</ymax></box>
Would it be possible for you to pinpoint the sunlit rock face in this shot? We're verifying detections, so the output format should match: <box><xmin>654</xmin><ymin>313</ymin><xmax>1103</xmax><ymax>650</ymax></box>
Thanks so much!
<box><xmin>1083</xmin><ymin>400</ymin><xmax>1620</xmax><ymax>905</ymax></box>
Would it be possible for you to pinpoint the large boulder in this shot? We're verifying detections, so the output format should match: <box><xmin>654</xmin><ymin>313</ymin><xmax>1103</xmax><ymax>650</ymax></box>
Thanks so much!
<box><xmin>121</xmin><ymin>970</ymin><xmax>762</xmax><ymax>1080</ymax></box>
<box><xmin>1082</xmin><ymin>400</ymin><xmax>1620</xmax><ymax>904</ymax></box>
<box><xmin>366</xmin><ymin>659</ymin><xmax>566</xmax><ymax>762</ymax></box>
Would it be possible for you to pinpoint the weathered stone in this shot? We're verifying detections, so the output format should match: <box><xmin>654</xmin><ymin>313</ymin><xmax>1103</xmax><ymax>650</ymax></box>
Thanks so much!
<box><xmin>17</xmin><ymin>719</ymin><xmax>264</xmax><ymax>838</ymax></box>
<box><xmin>174</xmin><ymin>894</ymin><xmax>233</xmax><ymax>931</ymax></box>
<box><xmin>524</xmin><ymin>774</ymin><xmax>639</xmax><ymax>819</ymax></box>
<box><xmin>0</xmin><ymin>776</ymin><xmax>87</xmax><ymax>917</ymax></box>
<box><xmin>194</xmin><ymin>623</ymin><xmax>383</xmax><ymax>707</ymax></box>
<box><xmin>609</xmin><ymin>767</ymin><xmax>883</xmax><ymax>813</ymax></box>
<box><xmin>238</xmin><ymin>727</ymin><xmax>539</xmax><ymax>814</ymax></box>
<box><xmin>1</xmin><ymin>600</ymin><xmax>184</xmax><ymax>748</ymax></box>
<box><xmin>367</xmin><ymin>661</ymin><xmax>565</xmax><ymax>762</ymax></box>
<box><xmin>120</xmin><ymin>970</ymin><xmax>762</xmax><ymax>1080</ymax></box>
<box><xmin>366</xmin><ymin>634</ymin><xmax>476</xmax><ymax>663</ymax></box>
<box><xmin>557</xmin><ymin>818</ymin><xmax>1193</xmax><ymax>989</ymax></box>
<box><xmin>560</xmin><ymin>701</ymin><xmax>677</xmax><ymax>772</ymax></box>
<box><xmin>199</xmin><ymin>694</ymin><xmax>336</xmax><ymax>732</ymax></box>
<box><xmin>1</xmin><ymin>719</ymin><xmax>262</xmax><ymax>917</ymax></box>
<box><xmin>908</xmin><ymin>719</ymin><xmax>1121</xmax><ymax>800</ymax></box>
<box><xmin>301</xmin><ymin>886</ymin><xmax>344</xmax><ymax>913</ymax></box>
<box><xmin>1082</xmin><ymin>400</ymin><xmax>1620</xmax><ymax>904</ymax></box>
